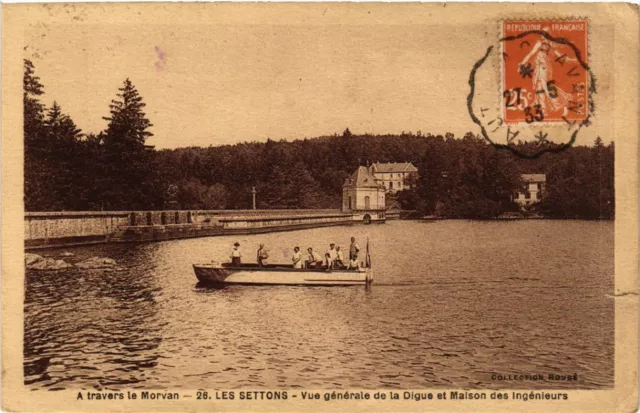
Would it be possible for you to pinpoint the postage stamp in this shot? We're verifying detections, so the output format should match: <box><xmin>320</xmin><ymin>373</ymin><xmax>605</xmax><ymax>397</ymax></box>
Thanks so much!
<box><xmin>467</xmin><ymin>18</ymin><xmax>595</xmax><ymax>158</ymax></box>
<box><xmin>501</xmin><ymin>20</ymin><xmax>589</xmax><ymax>125</ymax></box>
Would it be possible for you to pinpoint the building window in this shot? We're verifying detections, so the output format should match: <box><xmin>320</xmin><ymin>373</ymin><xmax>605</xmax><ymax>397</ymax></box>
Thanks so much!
<box><xmin>348</xmin><ymin>196</ymin><xmax>352</xmax><ymax>210</ymax></box>
<box><xmin>390</xmin><ymin>182</ymin><xmax>393</xmax><ymax>189</ymax></box>
<box><xmin>365</xmin><ymin>196</ymin><xmax>370</xmax><ymax>209</ymax></box>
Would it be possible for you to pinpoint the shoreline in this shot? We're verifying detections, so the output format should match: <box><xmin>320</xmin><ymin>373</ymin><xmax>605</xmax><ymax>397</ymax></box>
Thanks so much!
<box><xmin>24</xmin><ymin>215</ymin><xmax>614</xmax><ymax>251</ymax></box>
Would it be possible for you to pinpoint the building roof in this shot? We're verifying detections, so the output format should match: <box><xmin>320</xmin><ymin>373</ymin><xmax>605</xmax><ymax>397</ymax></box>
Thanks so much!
<box><xmin>371</xmin><ymin>162</ymin><xmax>418</xmax><ymax>173</ymax></box>
<box><xmin>521</xmin><ymin>174</ymin><xmax>546</xmax><ymax>182</ymax></box>
<box><xmin>343</xmin><ymin>166</ymin><xmax>383</xmax><ymax>189</ymax></box>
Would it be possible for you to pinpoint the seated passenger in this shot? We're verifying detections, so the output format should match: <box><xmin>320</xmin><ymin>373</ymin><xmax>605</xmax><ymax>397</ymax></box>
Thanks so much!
<box><xmin>348</xmin><ymin>257</ymin><xmax>360</xmax><ymax>270</ymax></box>
<box><xmin>334</xmin><ymin>246</ymin><xmax>345</xmax><ymax>269</ymax></box>
<box><xmin>306</xmin><ymin>247</ymin><xmax>323</xmax><ymax>268</ymax></box>
<box><xmin>327</xmin><ymin>243</ymin><xmax>337</xmax><ymax>261</ymax></box>
<box><xmin>323</xmin><ymin>252</ymin><xmax>334</xmax><ymax>270</ymax></box>
<box><xmin>292</xmin><ymin>246</ymin><xmax>303</xmax><ymax>269</ymax></box>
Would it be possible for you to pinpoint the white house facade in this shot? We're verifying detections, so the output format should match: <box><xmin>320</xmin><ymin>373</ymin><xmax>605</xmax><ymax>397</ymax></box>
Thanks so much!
<box><xmin>515</xmin><ymin>174</ymin><xmax>546</xmax><ymax>205</ymax></box>
<box><xmin>370</xmin><ymin>162</ymin><xmax>418</xmax><ymax>194</ymax></box>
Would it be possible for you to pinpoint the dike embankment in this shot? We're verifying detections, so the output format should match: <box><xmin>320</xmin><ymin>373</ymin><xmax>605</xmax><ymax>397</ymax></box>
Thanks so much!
<box><xmin>25</xmin><ymin>209</ymin><xmax>387</xmax><ymax>250</ymax></box>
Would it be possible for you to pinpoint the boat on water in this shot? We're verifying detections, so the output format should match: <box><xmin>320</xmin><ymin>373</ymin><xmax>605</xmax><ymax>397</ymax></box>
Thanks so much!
<box><xmin>195</xmin><ymin>238</ymin><xmax>374</xmax><ymax>287</ymax></box>
<box><xmin>193</xmin><ymin>263</ymin><xmax>373</xmax><ymax>286</ymax></box>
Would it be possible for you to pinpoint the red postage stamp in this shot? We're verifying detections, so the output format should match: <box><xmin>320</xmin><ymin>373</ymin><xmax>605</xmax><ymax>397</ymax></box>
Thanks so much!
<box><xmin>502</xmin><ymin>20</ymin><xmax>589</xmax><ymax>125</ymax></box>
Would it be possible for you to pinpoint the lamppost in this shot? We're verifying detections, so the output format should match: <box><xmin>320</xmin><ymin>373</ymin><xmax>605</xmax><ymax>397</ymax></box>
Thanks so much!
<box><xmin>251</xmin><ymin>186</ymin><xmax>257</xmax><ymax>210</ymax></box>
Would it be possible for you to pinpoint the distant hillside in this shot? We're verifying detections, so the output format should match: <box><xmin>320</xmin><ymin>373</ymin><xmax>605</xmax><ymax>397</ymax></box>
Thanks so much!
<box><xmin>152</xmin><ymin>131</ymin><xmax>614</xmax><ymax>219</ymax></box>
<box><xmin>154</xmin><ymin>131</ymin><xmax>434</xmax><ymax>210</ymax></box>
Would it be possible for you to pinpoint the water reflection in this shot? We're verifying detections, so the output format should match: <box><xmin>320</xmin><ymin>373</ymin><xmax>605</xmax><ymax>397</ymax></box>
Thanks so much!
<box><xmin>25</xmin><ymin>244</ymin><xmax>164</xmax><ymax>390</ymax></box>
<box><xmin>24</xmin><ymin>221</ymin><xmax>614</xmax><ymax>390</ymax></box>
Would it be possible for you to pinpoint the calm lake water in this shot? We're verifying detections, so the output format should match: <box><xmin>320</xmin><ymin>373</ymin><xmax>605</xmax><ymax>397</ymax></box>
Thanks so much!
<box><xmin>24</xmin><ymin>220</ymin><xmax>614</xmax><ymax>391</ymax></box>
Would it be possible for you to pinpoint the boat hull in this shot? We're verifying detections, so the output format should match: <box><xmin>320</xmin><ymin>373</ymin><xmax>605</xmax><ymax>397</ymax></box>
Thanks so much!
<box><xmin>193</xmin><ymin>264</ymin><xmax>373</xmax><ymax>286</ymax></box>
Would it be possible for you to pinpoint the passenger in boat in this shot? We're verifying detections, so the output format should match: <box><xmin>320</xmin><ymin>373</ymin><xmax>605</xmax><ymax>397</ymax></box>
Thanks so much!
<box><xmin>334</xmin><ymin>246</ymin><xmax>345</xmax><ymax>269</ymax></box>
<box><xmin>327</xmin><ymin>243</ymin><xmax>337</xmax><ymax>262</ymax></box>
<box><xmin>257</xmin><ymin>243</ymin><xmax>269</xmax><ymax>267</ymax></box>
<box><xmin>306</xmin><ymin>247</ymin><xmax>323</xmax><ymax>268</ymax></box>
<box><xmin>349</xmin><ymin>237</ymin><xmax>360</xmax><ymax>260</ymax></box>
<box><xmin>323</xmin><ymin>252</ymin><xmax>334</xmax><ymax>270</ymax></box>
<box><xmin>230</xmin><ymin>242</ymin><xmax>242</xmax><ymax>266</ymax></box>
<box><xmin>292</xmin><ymin>246</ymin><xmax>303</xmax><ymax>269</ymax></box>
<box><xmin>348</xmin><ymin>257</ymin><xmax>360</xmax><ymax>270</ymax></box>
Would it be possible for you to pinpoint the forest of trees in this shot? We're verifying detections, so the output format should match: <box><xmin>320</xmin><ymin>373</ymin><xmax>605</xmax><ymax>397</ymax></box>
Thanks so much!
<box><xmin>24</xmin><ymin>60</ymin><xmax>614</xmax><ymax>219</ymax></box>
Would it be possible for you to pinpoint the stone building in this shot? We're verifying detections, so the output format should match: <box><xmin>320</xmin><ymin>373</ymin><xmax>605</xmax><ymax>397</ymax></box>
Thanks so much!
<box><xmin>514</xmin><ymin>174</ymin><xmax>546</xmax><ymax>206</ymax></box>
<box><xmin>370</xmin><ymin>162</ymin><xmax>419</xmax><ymax>194</ymax></box>
<box><xmin>342</xmin><ymin>166</ymin><xmax>386</xmax><ymax>212</ymax></box>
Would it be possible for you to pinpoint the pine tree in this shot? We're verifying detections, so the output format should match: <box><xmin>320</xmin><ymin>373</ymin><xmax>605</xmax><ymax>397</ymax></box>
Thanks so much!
<box><xmin>24</xmin><ymin>60</ymin><xmax>87</xmax><ymax>210</ymax></box>
<box><xmin>103</xmin><ymin>78</ymin><xmax>153</xmax><ymax>149</ymax></box>
<box><xmin>45</xmin><ymin>101</ymin><xmax>82</xmax><ymax>145</ymax></box>
<box><xmin>101</xmin><ymin>79</ymin><xmax>156</xmax><ymax>209</ymax></box>
<box><xmin>24</xmin><ymin>59</ymin><xmax>48</xmax><ymax>210</ymax></box>
<box><xmin>43</xmin><ymin>102</ymin><xmax>87</xmax><ymax>209</ymax></box>
<box><xmin>24</xmin><ymin>59</ymin><xmax>45</xmax><ymax>145</ymax></box>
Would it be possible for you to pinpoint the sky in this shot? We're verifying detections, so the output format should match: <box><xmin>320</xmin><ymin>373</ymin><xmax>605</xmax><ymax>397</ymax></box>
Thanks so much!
<box><xmin>25</xmin><ymin>13</ymin><xmax>608</xmax><ymax>149</ymax></box>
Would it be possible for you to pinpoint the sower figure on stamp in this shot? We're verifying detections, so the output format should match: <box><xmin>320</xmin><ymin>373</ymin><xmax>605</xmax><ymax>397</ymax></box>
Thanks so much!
<box><xmin>518</xmin><ymin>30</ymin><xmax>575</xmax><ymax>117</ymax></box>
<box><xmin>257</xmin><ymin>243</ymin><xmax>268</xmax><ymax>267</ymax></box>
<box><xmin>230</xmin><ymin>242</ymin><xmax>242</xmax><ymax>266</ymax></box>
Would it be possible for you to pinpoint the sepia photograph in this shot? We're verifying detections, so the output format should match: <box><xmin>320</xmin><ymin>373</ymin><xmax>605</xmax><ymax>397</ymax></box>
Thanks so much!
<box><xmin>2</xmin><ymin>2</ymin><xmax>638</xmax><ymax>412</ymax></box>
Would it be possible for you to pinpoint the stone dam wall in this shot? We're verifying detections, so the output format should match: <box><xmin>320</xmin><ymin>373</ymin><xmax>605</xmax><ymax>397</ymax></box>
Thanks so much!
<box><xmin>25</xmin><ymin>209</ymin><xmax>388</xmax><ymax>249</ymax></box>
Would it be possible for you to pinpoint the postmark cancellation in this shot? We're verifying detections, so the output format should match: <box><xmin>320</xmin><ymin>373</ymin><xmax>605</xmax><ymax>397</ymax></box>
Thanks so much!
<box><xmin>468</xmin><ymin>19</ymin><xmax>594</xmax><ymax>158</ymax></box>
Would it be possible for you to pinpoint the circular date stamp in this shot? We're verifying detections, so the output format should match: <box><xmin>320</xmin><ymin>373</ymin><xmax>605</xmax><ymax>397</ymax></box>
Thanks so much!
<box><xmin>468</xmin><ymin>19</ymin><xmax>595</xmax><ymax>158</ymax></box>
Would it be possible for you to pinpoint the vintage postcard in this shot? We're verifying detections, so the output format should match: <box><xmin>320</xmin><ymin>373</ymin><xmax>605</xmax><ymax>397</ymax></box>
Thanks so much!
<box><xmin>2</xmin><ymin>2</ymin><xmax>638</xmax><ymax>412</ymax></box>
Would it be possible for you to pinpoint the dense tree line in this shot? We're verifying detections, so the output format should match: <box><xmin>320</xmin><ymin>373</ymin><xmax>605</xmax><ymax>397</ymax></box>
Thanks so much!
<box><xmin>396</xmin><ymin>134</ymin><xmax>615</xmax><ymax>219</ymax></box>
<box><xmin>25</xmin><ymin>60</ymin><xmax>159</xmax><ymax>210</ymax></box>
<box><xmin>24</xmin><ymin>60</ymin><xmax>614</xmax><ymax>219</ymax></box>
